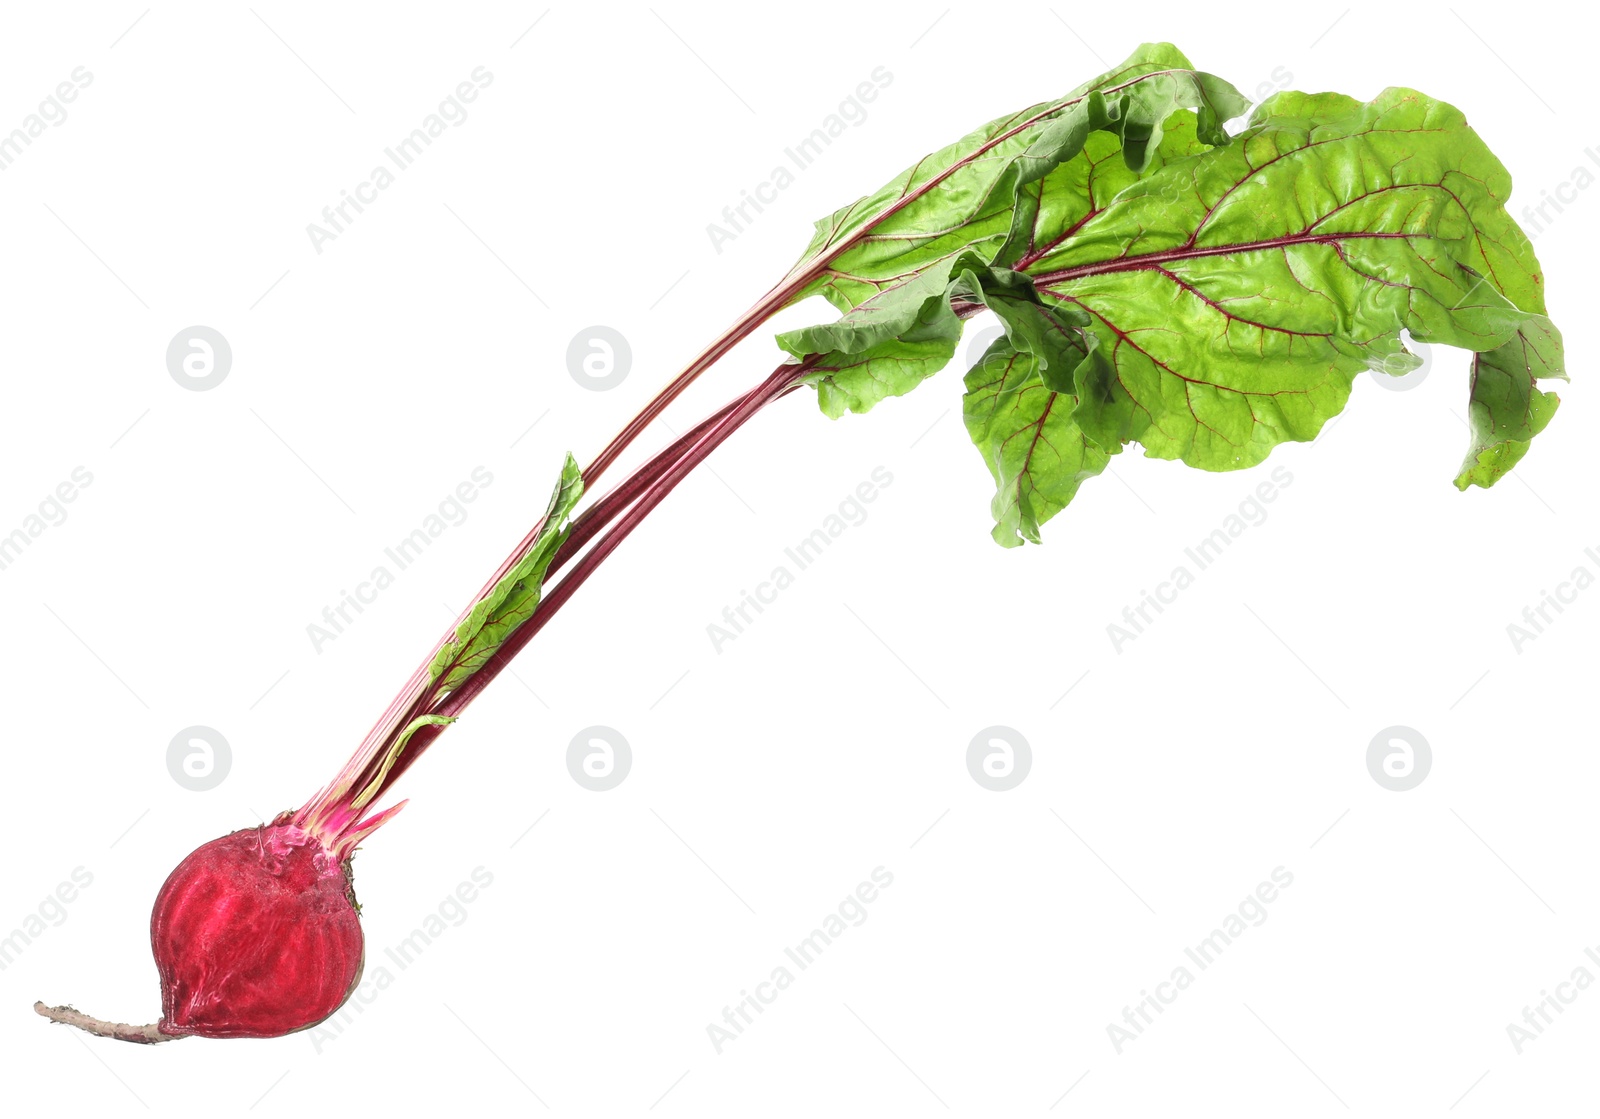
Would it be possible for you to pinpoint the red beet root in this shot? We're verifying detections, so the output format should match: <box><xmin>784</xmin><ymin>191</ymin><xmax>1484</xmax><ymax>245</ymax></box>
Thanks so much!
<box><xmin>34</xmin><ymin>819</ymin><xmax>365</xmax><ymax>1043</ymax></box>
<box><xmin>152</xmin><ymin>821</ymin><xmax>364</xmax><ymax>1038</ymax></box>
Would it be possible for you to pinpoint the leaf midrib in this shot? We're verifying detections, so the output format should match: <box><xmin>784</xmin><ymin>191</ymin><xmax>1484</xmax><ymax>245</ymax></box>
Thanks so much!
<box><xmin>1028</xmin><ymin>229</ymin><xmax>1423</xmax><ymax>288</ymax></box>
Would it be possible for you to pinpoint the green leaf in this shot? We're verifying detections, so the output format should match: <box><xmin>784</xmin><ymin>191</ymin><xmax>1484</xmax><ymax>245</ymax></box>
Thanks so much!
<box><xmin>1455</xmin><ymin>315</ymin><xmax>1565</xmax><ymax>489</ymax></box>
<box><xmin>788</xmin><ymin>43</ymin><xmax>1247</xmax><ymax>320</ymax></box>
<box><xmin>963</xmin><ymin>336</ymin><xmax>1114</xmax><ymax>546</ymax></box>
<box><xmin>1017</xmin><ymin>87</ymin><xmax>1560</xmax><ymax>476</ymax></box>
<box><xmin>428</xmin><ymin>453</ymin><xmax>583</xmax><ymax>693</ymax></box>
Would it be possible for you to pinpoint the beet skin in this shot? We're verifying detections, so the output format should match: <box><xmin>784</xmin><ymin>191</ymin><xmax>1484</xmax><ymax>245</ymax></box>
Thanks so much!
<box><xmin>150</xmin><ymin>821</ymin><xmax>364</xmax><ymax>1039</ymax></box>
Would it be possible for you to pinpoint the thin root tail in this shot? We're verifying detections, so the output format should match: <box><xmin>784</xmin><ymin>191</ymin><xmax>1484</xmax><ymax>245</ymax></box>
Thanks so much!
<box><xmin>33</xmin><ymin>1001</ymin><xmax>179</xmax><ymax>1044</ymax></box>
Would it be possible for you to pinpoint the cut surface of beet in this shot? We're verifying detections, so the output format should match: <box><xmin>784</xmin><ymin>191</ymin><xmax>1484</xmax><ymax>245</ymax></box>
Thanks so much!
<box><xmin>151</xmin><ymin>823</ymin><xmax>363</xmax><ymax>1039</ymax></box>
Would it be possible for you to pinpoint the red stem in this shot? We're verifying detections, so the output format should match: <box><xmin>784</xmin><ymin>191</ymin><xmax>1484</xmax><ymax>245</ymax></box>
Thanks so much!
<box><xmin>304</xmin><ymin>286</ymin><xmax>989</xmax><ymax>833</ymax></box>
<box><xmin>297</xmin><ymin>364</ymin><xmax>800</xmax><ymax>833</ymax></box>
<box><xmin>365</xmin><ymin>360</ymin><xmax>814</xmax><ymax>797</ymax></box>
<box><xmin>581</xmin><ymin>282</ymin><xmax>803</xmax><ymax>486</ymax></box>
<box><xmin>551</xmin><ymin>392</ymin><xmax>750</xmax><ymax>579</ymax></box>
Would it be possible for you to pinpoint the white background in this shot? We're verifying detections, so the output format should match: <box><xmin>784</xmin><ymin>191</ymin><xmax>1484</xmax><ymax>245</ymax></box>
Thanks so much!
<box><xmin>0</xmin><ymin>3</ymin><xmax>1592</xmax><ymax>1115</ymax></box>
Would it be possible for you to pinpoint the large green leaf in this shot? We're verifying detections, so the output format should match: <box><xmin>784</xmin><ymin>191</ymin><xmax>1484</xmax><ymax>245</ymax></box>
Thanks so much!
<box><xmin>1017</xmin><ymin>88</ymin><xmax>1560</xmax><ymax>473</ymax></box>
<box><xmin>428</xmin><ymin>454</ymin><xmax>583</xmax><ymax>693</ymax></box>
<box><xmin>963</xmin><ymin>336</ymin><xmax>1114</xmax><ymax>547</ymax></box>
<box><xmin>790</xmin><ymin>115</ymin><xmax>1227</xmax><ymax>418</ymax></box>
<box><xmin>787</xmin><ymin>43</ymin><xmax>1247</xmax><ymax>320</ymax></box>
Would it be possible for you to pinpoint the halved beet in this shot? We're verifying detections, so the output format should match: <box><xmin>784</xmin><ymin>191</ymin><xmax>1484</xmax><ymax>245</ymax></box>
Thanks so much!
<box><xmin>151</xmin><ymin>821</ymin><xmax>364</xmax><ymax>1038</ymax></box>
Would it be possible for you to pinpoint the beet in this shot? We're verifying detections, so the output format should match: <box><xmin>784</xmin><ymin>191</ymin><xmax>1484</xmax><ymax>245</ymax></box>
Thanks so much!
<box><xmin>35</xmin><ymin>819</ymin><xmax>364</xmax><ymax>1043</ymax></box>
<box><xmin>152</xmin><ymin>821</ymin><xmax>364</xmax><ymax>1038</ymax></box>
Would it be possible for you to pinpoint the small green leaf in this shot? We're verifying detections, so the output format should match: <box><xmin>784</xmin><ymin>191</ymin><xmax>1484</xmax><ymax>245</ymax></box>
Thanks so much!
<box><xmin>429</xmin><ymin>453</ymin><xmax>583</xmax><ymax>693</ymax></box>
<box><xmin>352</xmin><ymin>714</ymin><xmax>456</xmax><ymax>810</ymax></box>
